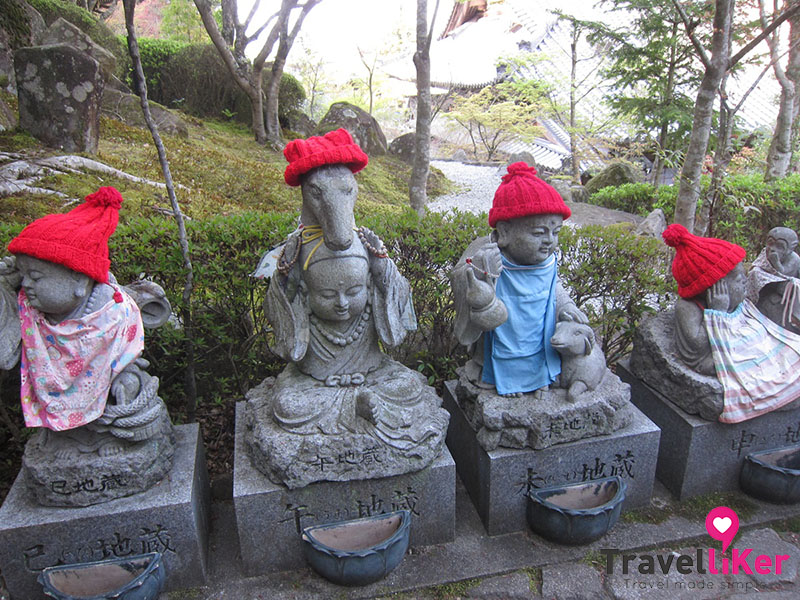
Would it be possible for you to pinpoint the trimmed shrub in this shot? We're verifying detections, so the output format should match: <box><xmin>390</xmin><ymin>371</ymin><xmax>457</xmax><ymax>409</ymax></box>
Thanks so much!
<box><xmin>588</xmin><ymin>182</ymin><xmax>677</xmax><ymax>221</ymax></box>
<box><xmin>126</xmin><ymin>37</ymin><xmax>188</xmax><ymax>105</ymax></box>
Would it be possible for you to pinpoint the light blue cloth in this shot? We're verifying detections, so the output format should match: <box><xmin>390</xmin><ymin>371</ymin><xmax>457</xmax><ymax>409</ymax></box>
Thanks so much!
<box><xmin>482</xmin><ymin>253</ymin><xmax>561</xmax><ymax>394</ymax></box>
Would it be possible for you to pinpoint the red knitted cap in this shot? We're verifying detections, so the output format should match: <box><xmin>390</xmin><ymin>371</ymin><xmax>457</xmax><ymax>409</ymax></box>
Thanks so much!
<box><xmin>283</xmin><ymin>128</ymin><xmax>369</xmax><ymax>187</ymax></box>
<box><xmin>662</xmin><ymin>223</ymin><xmax>746</xmax><ymax>299</ymax></box>
<box><xmin>8</xmin><ymin>186</ymin><xmax>123</xmax><ymax>284</ymax></box>
<box><xmin>488</xmin><ymin>162</ymin><xmax>571</xmax><ymax>228</ymax></box>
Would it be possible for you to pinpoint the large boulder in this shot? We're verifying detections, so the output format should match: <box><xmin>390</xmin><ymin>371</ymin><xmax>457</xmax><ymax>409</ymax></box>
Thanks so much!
<box><xmin>0</xmin><ymin>0</ymin><xmax>46</xmax><ymax>93</ymax></box>
<box><xmin>316</xmin><ymin>102</ymin><xmax>387</xmax><ymax>155</ymax></box>
<box><xmin>280</xmin><ymin>107</ymin><xmax>315</xmax><ymax>138</ymax></box>
<box><xmin>102</xmin><ymin>88</ymin><xmax>190</xmax><ymax>138</ymax></box>
<box><xmin>584</xmin><ymin>160</ymin><xmax>644</xmax><ymax>196</ymax></box>
<box><xmin>0</xmin><ymin>95</ymin><xmax>17</xmax><ymax>131</ymax></box>
<box><xmin>388</xmin><ymin>132</ymin><xmax>416</xmax><ymax>164</ymax></box>
<box><xmin>15</xmin><ymin>43</ymin><xmax>105</xmax><ymax>153</ymax></box>
<box><xmin>40</xmin><ymin>18</ymin><xmax>116</xmax><ymax>81</ymax></box>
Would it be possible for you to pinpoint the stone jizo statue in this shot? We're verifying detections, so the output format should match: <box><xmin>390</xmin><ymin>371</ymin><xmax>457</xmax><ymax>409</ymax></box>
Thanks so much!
<box><xmin>246</xmin><ymin>129</ymin><xmax>449</xmax><ymax>488</ymax></box>
<box><xmin>747</xmin><ymin>226</ymin><xmax>800</xmax><ymax>334</ymax></box>
<box><xmin>662</xmin><ymin>223</ymin><xmax>800</xmax><ymax>423</ymax></box>
<box><xmin>448</xmin><ymin>163</ymin><xmax>632</xmax><ymax>451</ymax></box>
<box><xmin>0</xmin><ymin>187</ymin><xmax>174</xmax><ymax>506</ymax></box>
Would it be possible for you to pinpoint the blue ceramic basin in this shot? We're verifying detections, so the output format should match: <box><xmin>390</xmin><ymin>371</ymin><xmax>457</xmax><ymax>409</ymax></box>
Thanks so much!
<box><xmin>302</xmin><ymin>509</ymin><xmax>411</xmax><ymax>586</ymax></box>
<box><xmin>526</xmin><ymin>476</ymin><xmax>626</xmax><ymax>545</ymax></box>
<box><xmin>741</xmin><ymin>444</ymin><xmax>800</xmax><ymax>504</ymax></box>
<box><xmin>38</xmin><ymin>552</ymin><xmax>165</xmax><ymax>600</ymax></box>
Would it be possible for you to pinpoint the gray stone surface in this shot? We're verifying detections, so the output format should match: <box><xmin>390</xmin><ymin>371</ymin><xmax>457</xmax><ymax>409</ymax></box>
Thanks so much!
<box><xmin>629</xmin><ymin>311</ymin><xmax>724</xmax><ymax>420</ymax></box>
<box><xmin>620</xmin><ymin>362</ymin><xmax>800</xmax><ymax>499</ymax></box>
<box><xmin>233</xmin><ymin>402</ymin><xmax>455</xmax><ymax>576</ymax></box>
<box><xmin>0</xmin><ymin>424</ymin><xmax>209</xmax><ymax>599</ymax></box>
<box><xmin>388</xmin><ymin>132</ymin><xmax>416</xmax><ymax>164</ymax></box>
<box><xmin>633</xmin><ymin>208</ymin><xmax>666</xmax><ymax>238</ymax></box>
<box><xmin>443</xmin><ymin>381</ymin><xmax>659</xmax><ymax>536</ymax></box>
<box><xmin>14</xmin><ymin>43</ymin><xmax>105</xmax><ymax>153</ymax></box>
<box><xmin>584</xmin><ymin>161</ymin><xmax>644</xmax><ymax>196</ymax></box>
<box><xmin>455</xmin><ymin>367</ymin><xmax>634</xmax><ymax>451</ymax></box>
<box><xmin>316</xmin><ymin>102</ymin><xmax>387</xmax><ymax>154</ymax></box>
<box><xmin>40</xmin><ymin>18</ymin><xmax>116</xmax><ymax>80</ymax></box>
<box><xmin>465</xmin><ymin>572</ymin><xmax>534</xmax><ymax>599</ymax></box>
<box><xmin>102</xmin><ymin>88</ymin><xmax>189</xmax><ymax>138</ymax></box>
<box><xmin>738</xmin><ymin>528</ymin><xmax>799</xmax><ymax>587</ymax></box>
<box><xmin>542</xmin><ymin>562</ymin><xmax>606</xmax><ymax>600</ymax></box>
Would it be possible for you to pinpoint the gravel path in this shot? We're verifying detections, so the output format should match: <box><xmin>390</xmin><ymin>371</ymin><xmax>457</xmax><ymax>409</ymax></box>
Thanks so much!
<box><xmin>428</xmin><ymin>160</ymin><xmax>643</xmax><ymax>228</ymax></box>
<box><xmin>428</xmin><ymin>160</ymin><xmax>501</xmax><ymax>215</ymax></box>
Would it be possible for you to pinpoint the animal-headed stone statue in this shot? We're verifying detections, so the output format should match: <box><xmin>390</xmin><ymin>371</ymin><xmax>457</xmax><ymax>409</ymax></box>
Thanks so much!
<box><xmin>246</xmin><ymin>129</ymin><xmax>449</xmax><ymax>488</ymax></box>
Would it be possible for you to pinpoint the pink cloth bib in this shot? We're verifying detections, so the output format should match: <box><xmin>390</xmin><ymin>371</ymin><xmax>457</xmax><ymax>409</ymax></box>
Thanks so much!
<box><xmin>18</xmin><ymin>286</ymin><xmax>144</xmax><ymax>431</ymax></box>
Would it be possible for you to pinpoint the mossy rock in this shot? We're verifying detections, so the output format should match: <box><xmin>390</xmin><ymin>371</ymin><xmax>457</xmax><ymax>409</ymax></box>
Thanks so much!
<box><xmin>584</xmin><ymin>160</ymin><xmax>644</xmax><ymax>195</ymax></box>
<box><xmin>316</xmin><ymin>101</ymin><xmax>387</xmax><ymax>156</ymax></box>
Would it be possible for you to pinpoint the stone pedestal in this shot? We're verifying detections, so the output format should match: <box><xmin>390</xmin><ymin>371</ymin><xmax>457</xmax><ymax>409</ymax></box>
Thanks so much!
<box><xmin>443</xmin><ymin>381</ymin><xmax>660</xmax><ymax>536</ymax></box>
<box><xmin>233</xmin><ymin>402</ymin><xmax>455</xmax><ymax>576</ymax></box>
<box><xmin>0</xmin><ymin>424</ymin><xmax>209</xmax><ymax>600</ymax></box>
<box><xmin>619</xmin><ymin>362</ymin><xmax>800</xmax><ymax>499</ymax></box>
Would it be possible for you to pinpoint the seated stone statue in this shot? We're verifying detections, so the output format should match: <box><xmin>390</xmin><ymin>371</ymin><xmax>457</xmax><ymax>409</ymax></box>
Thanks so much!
<box><xmin>641</xmin><ymin>223</ymin><xmax>800</xmax><ymax>423</ymax></box>
<box><xmin>246</xmin><ymin>129</ymin><xmax>449</xmax><ymax>488</ymax></box>
<box><xmin>448</xmin><ymin>163</ymin><xmax>632</xmax><ymax>451</ymax></box>
<box><xmin>0</xmin><ymin>187</ymin><xmax>174</xmax><ymax>506</ymax></box>
<box><xmin>747</xmin><ymin>226</ymin><xmax>800</xmax><ymax>334</ymax></box>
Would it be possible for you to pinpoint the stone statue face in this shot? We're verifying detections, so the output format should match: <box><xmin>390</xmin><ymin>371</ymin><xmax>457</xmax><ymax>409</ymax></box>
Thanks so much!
<box><xmin>305</xmin><ymin>256</ymin><xmax>369</xmax><ymax>322</ymax></box>
<box><xmin>495</xmin><ymin>214</ymin><xmax>563</xmax><ymax>265</ymax></box>
<box><xmin>15</xmin><ymin>254</ymin><xmax>92</xmax><ymax>322</ymax></box>
<box><xmin>766</xmin><ymin>227</ymin><xmax>798</xmax><ymax>268</ymax></box>
<box><xmin>301</xmin><ymin>165</ymin><xmax>358</xmax><ymax>251</ymax></box>
<box><xmin>724</xmin><ymin>262</ymin><xmax>747</xmax><ymax>310</ymax></box>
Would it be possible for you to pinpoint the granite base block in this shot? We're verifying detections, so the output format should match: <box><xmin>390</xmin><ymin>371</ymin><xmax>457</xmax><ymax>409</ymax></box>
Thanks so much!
<box><xmin>443</xmin><ymin>381</ymin><xmax>660</xmax><ymax>536</ymax></box>
<box><xmin>233</xmin><ymin>401</ymin><xmax>455</xmax><ymax>576</ymax></box>
<box><xmin>619</xmin><ymin>362</ymin><xmax>800</xmax><ymax>500</ymax></box>
<box><xmin>0</xmin><ymin>424</ymin><xmax>210</xmax><ymax>600</ymax></box>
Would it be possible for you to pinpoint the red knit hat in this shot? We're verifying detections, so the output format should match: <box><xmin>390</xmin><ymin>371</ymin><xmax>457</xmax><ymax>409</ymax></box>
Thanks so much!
<box><xmin>488</xmin><ymin>162</ymin><xmax>571</xmax><ymax>228</ymax></box>
<box><xmin>8</xmin><ymin>186</ymin><xmax>123</xmax><ymax>284</ymax></box>
<box><xmin>662</xmin><ymin>223</ymin><xmax>746</xmax><ymax>299</ymax></box>
<box><xmin>283</xmin><ymin>128</ymin><xmax>369</xmax><ymax>187</ymax></box>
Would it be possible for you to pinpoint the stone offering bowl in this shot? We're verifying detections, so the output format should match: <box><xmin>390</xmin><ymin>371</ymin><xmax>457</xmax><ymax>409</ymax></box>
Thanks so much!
<box><xmin>38</xmin><ymin>552</ymin><xmax>165</xmax><ymax>600</ymax></box>
<box><xmin>526</xmin><ymin>476</ymin><xmax>626</xmax><ymax>545</ymax></box>
<box><xmin>741</xmin><ymin>444</ymin><xmax>800</xmax><ymax>504</ymax></box>
<box><xmin>301</xmin><ymin>509</ymin><xmax>411</xmax><ymax>586</ymax></box>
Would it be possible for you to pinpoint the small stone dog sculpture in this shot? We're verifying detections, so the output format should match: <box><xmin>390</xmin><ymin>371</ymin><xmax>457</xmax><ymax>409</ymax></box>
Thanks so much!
<box><xmin>550</xmin><ymin>321</ymin><xmax>606</xmax><ymax>402</ymax></box>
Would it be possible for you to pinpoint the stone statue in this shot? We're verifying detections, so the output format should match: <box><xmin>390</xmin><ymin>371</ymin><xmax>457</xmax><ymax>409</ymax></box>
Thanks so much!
<box><xmin>0</xmin><ymin>187</ymin><xmax>174</xmax><ymax>506</ymax></box>
<box><xmin>448</xmin><ymin>162</ymin><xmax>632</xmax><ymax>451</ymax></box>
<box><xmin>747</xmin><ymin>226</ymin><xmax>800</xmax><ymax>334</ymax></box>
<box><xmin>630</xmin><ymin>224</ymin><xmax>800</xmax><ymax>423</ymax></box>
<box><xmin>246</xmin><ymin>129</ymin><xmax>449</xmax><ymax>489</ymax></box>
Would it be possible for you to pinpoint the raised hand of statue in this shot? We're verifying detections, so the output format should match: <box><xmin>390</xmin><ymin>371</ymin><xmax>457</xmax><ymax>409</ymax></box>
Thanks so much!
<box><xmin>471</xmin><ymin>242</ymin><xmax>503</xmax><ymax>283</ymax></box>
<box><xmin>359</xmin><ymin>228</ymin><xmax>390</xmax><ymax>290</ymax></box>
<box><xmin>707</xmin><ymin>279</ymin><xmax>730</xmax><ymax>311</ymax></box>
<box><xmin>558</xmin><ymin>304</ymin><xmax>589</xmax><ymax>325</ymax></box>
<box><xmin>465</xmin><ymin>268</ymin><xmax>497</xmax><ymax>311</ymax></box>
<box><xmin>0</xmin><ymin>256</ymin><xmax>21</xmax><ymax>291</ymax></box>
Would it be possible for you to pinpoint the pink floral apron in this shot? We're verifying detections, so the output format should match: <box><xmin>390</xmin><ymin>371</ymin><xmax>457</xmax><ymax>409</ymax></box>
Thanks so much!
<box><xmin>18</xmin><ymin>287</ymin><xmax>144</xmax><ymax>431</ymax></box>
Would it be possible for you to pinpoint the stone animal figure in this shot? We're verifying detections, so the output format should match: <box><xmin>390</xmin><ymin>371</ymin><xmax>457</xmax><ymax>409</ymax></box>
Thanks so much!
<box><xmin>550</xmin><ymin>321</ymin><xmax>606</xmax><ymax>402</ymax></box>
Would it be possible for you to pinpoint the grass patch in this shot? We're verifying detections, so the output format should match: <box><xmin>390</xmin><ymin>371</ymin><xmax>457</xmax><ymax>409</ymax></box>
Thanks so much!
<box><xmin>426</xmin><ymin>577</ymin><xmax>482</xmax><ymax>599</ymax></box>
<box><xmin>621</xmin><ymin>504</ymin><xmax>673</xmax><ymax>525</ymax></box>
<box><xmin>520</xmin><ymin>566</ymin><xmax>542</xmax><ymax>593</ymax></box>
<box><xmin>677</xmin><ymin>491</ymin><xmax>758</xmax><ymax>522</ymax></box>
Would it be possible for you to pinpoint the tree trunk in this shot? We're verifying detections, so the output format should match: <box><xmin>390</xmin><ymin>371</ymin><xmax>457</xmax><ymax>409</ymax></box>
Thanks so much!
<box><xmin>410</xmin><ymin>0</ymin><xmax>439</xmax><ymax>216</ymax></box>
<box><xmin>765</xmin><ymin>7</ymin><xmax>800</xmax><ymax>180</ymax></box>
<box><xmin>124</xmin><ymin>0</ymin><xmax>197</xmax><ymax>422</ymax></box>
<box><xmin>221</xmin><ymin>0</ymin><xmax>235</xmax><ymax>46</ymax></box>
<box><xmin>569</xmin><ymin>23</ymin><xmax>581</xmax><ymax>184</ymax></box>
<box><xmin>674</xmin><ymin>0</ymin><xmax>734</xmax><ymax>230</ymax></box>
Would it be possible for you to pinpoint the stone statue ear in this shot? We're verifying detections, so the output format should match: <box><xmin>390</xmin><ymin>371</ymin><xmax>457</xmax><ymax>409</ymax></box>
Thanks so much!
<box><xmin>583</xmin><ymin>328</ymin><xmax>595</xmax><ymax>354</ymax></box>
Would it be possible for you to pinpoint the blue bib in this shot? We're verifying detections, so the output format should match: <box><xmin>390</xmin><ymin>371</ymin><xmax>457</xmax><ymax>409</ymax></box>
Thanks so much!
<box><xmin>482</xmin><ymin>253</ymin><xmax>561</xmax><ymax>394</ymax></box>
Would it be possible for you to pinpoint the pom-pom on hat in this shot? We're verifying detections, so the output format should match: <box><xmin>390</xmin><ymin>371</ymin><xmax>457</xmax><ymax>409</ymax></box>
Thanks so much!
<box><xmin>8</xmin><ymin>186</ymin><xmax>123</xmax><ymax>284</ymax></box>
<box><xmin>662</xmin><ymin>223</ymin><xmax>746</xmax><ymax>299</ymax></box>
<box><xmin>283</xmin><ymin>128</ymin><xmax>369</xmax><ymax>187</ymax></box>
<box><xmin>488</xmin><ymin>162</ymin><xmax>571</xmax><ymax>227</ymax></box>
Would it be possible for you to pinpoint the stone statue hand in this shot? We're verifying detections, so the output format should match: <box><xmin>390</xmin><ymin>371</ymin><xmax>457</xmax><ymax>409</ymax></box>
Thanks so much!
<box><xmin>465</xmin><ymin>268</ymin><xmax>497</xmax><ymax>311</ymax></box>
<box><xmin>558</xmin><ymin>305</ymin><xmax>589</xmax><ymax>324</ymax></box>
<box><xmin>361</xmin><ymin>228</ymin><xmax>389</xmax><ymax>287</ymax></box>
<box><xmin>0</xmin><ymin>256</ymin><xmax>21</xmax><ymax>291</ymax></box>
<box><xmin>471</xmin><ymin>243</ymin><xmax>503</xmax><ymax>283</ymax></box>
<box><xmin>707</xmin><ymin>279</ymin><xmax>730</xmax><ymax>311</ymax></box>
